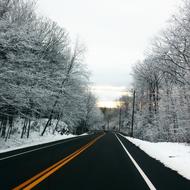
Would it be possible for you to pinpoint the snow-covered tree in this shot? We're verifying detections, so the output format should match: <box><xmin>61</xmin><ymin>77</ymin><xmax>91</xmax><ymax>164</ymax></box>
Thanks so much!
<box><xmin>131</xmin><ymin>0</ymin><xmax>190</xmax><ymax>142</ymax></box>
<box><xmin>0</xmin><ymin>0</ymin><xmax>102</xmax><ymax>140</ymax></box>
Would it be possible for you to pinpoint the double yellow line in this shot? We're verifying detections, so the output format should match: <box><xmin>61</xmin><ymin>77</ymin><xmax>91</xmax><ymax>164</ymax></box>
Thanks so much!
<box><xmin>13</xmin><ymin>133</ymin><xmax>105</xmax><ymax>190</ymax></box>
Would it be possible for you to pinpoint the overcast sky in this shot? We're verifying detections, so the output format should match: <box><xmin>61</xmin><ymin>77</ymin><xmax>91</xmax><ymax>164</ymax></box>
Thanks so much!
<box><xmin>37</xmin><ymin>0</ymin><xmax>181</xmax><ymax>106</ymax></box>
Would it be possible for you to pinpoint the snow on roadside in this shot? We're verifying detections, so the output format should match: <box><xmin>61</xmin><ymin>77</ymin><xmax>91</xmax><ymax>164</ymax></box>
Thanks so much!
<box><xmin>0</xmin><ymin>132</ymin><xmax>77</xmax><ymax>154</ymax></box>
<box><xmin>0</xmin><ymin>118</ymin><xmax>89</xmax><ymax>154</ymax></box>
<box><xmin>125</xmin><ymin>136</ymin><xmax>190</xmax><ymax>180</ymax></box>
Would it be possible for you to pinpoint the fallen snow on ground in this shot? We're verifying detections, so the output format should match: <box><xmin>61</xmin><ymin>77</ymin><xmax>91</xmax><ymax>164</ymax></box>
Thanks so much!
<box><xmin>0</xmin><ymin>132</ymin><xmax>77</xmax><ymax>153</ymax></box>
<box><xmin>125</xmin><ymin>136</ymin><xmax>190</xmax><ymax>180</ymax></box>
<box><xmin>0</xmin><ymin>118</ymin><xmax>88</xmax><ymax>154</ymax></box>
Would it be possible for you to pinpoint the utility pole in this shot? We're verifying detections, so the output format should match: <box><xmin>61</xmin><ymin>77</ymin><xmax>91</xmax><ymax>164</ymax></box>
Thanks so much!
<box><xmin>131</xmin><ymin>90</ymin><xmax>136</xmax><ymax>137</ymax></box>
<box><xmin>118</xmin><ymin>106</ymin><xmax>122</xmax><ymax>132</ymax></box>
<box><xmin>107</xmin><ymin>108</ymin><xmax>110</xmax><ymax>131</ymax></box>
<box><xmin>107</xmin><ymin>119</ymin><xmax>109</xmax><ymax>131</ymax></box>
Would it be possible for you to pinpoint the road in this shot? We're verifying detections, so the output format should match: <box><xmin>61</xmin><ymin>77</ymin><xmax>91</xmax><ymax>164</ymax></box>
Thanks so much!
<box><xmin>0</xmin><ymin>132</ymin><xmax>190</xmax><ymax>190</ymax></box>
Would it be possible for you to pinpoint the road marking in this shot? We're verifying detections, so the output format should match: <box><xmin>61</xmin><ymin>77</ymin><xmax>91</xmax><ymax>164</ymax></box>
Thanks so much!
<box><xmin>0</xmin><ymin>134</ymin><xmax>93</xmax><ymax>161</ymax></box>
<box><xmin>13</xmin><ymin>133</ymin><xmax>105</xmax><ymax>190</ymax></box>
<box><xmin>115</xmin><ymin>134</ymin><xmax>157</xmax><ymax>190</ymax></box>
<box><xmin>12</xmin><ymin>145</ymin><xmax>87</xmax><ymax>190</ymax></box>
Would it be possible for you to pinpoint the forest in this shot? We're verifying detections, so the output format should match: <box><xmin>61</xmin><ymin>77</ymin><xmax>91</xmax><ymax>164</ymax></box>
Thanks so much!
<box><xmin>0</xmin><ymin>0</ymin><xmax>103</xmax><ymax>141</ymax></box>
<box><xmin>117</xmin><ymin>0</ymin><xmax>190</xmax><ymax>142</ymax></box>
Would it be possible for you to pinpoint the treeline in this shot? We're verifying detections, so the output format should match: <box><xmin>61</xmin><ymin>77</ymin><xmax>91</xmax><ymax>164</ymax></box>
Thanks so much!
<box><xmin>131</xmin><ymin>0</ymin><xmax>190</xmax><ymax>142</ymax></box>
<box><xmin>99</xmin><ymin>95</ymin><xmax>133</xmax><ymax>134</ymax></box>
<box><xmin>0</xmin><ymin>0</ymin><xmax>103</xmax><ymax>140</ymax></box>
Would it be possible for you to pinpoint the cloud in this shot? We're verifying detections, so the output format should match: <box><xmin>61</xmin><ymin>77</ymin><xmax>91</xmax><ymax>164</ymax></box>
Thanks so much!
<box><xmin>91</xmin><ymin>85</ymin><xmax>131</xmax><ymax>101</ymax></box>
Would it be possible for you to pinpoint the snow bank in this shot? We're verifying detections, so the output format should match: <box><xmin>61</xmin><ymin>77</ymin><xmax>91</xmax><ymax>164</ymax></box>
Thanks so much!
<box><xmin>0</xmin><ymin>118</ymin><xmax>89</xmax><ymax>153</ymax></box>
<box><xmin>0</xmin><ymin>132</ymin><xmax>77</xmax><ymax>153</ymax></box>
<box><xmin>125</xmin><ymin>136</ymin><xmax>190</xmax><ymax>180</ymax></box>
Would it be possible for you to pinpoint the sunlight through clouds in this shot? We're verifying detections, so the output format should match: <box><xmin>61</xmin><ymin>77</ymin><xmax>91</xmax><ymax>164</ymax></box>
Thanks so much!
<box><xmin>91</xmin><ymin>85</ymin><xmax>131</xmax><ymax>108</ymax></box>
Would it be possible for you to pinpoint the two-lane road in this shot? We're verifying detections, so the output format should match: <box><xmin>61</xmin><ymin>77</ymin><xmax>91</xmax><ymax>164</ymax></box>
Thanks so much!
<box><xmin>0</xmin><ymin>132</ymin><xmax>190</xmax><ymax>189</ymax></box>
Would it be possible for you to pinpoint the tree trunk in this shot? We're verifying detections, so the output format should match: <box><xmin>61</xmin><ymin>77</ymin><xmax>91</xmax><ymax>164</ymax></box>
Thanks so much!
<box><xmin>1</xmin><ymin>115</ymin><xmax>7</xmax><ymax>138</ymax></box>
<box><xmin>0</xmin><ymin>119</ymin><xmax>3</xmax><ymax>135</ymax></box>
<box><xmin>148</xmin><ymin>85</ymin><xmax>153</xmax><ymax>124</ymax></box>
<box><xmin>41</xmin><ymin>114</ymin><xmax>52</xmax><ymax>136</ymax></box>
<box><xmin>171</xmin><ymin>97</ymin><xmax>178</xmax><ymax>135</ymax></box>
<box><xmin>53</xmin><ymin>114</ymin><xmax>60</xmax><ymax>135</ymax></box>
<box><xmin>148</xmin><ymin>87</ymin><xmax>152</xmax><ymax>113</ymax></box>
<box><xmin>27</xmin><ymin>119</ymin><xmax>31</xmax><ymax>138</ymax></box>
<box><xmin>21</xmin><ymin>118</ymin><xmax>28</xmax><ymax>138</ymax></box>
<box><xmin>5</xmin><ymin>127</ymin><xmax>10</xmax><ymax>141</ymax></box>
<box><xmin>42</xmin><ymin>100</ymin><xmax>58</xmax><ymax>136</ymax></box>
<box><xmin>5</xmin><ymin>115</ymin><xmax>13</xmax><ymax>141</ymax></box>
<box><xmin>156</xmin><ymin>82</ymin><xmax>159</xmax><ymax>112</ymax></box>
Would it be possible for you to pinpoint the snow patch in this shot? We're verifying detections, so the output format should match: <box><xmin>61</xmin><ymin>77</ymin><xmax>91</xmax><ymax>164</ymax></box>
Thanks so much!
<box><xmin>0</xmin><ymin>132</ymin><xmax>77</xmax><ymax>153</ymax></box>
<box><xmin>0</xmin><ymin>118</ymin><xmax>89</xmax><ymax>154</ymax></box>
<box><xmin>125</xmin><ymin>136</ymin><xmax>190</xmax><ymax>180</ymax></box>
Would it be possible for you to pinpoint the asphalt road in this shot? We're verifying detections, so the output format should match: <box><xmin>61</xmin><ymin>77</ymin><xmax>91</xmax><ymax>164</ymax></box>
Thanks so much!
<box><xmin>0</xmin><ymin>132</ymin><xmax>190</xmax><ymax>190</ymax></box>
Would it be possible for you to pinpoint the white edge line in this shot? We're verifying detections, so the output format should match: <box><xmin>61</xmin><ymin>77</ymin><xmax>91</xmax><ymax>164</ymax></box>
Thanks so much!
<box><xmin>115</xmin><ymin>134</ymin><xmax>157</xmax><ymax>190</ymax></box>
<box><xmin>0</xmin><ymin>135</ymin><xmax>92</xmax><ymax>161</ymax></box>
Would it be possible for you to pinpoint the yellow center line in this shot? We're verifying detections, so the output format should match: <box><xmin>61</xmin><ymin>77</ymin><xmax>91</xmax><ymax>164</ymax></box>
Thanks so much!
<box><xmin>13</xmin><ymin>144</ymin><xmax>87</xmax><ymax>190</ymax></box>
<box><xmin>12</xmin><ymin>133</ymin><xmax>105</xmax><ymax>190</ymax></box>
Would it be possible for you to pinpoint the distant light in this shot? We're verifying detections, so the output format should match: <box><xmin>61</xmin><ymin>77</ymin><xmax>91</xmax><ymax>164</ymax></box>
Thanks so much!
<box><xmin>97</xmin><ymin>101</ymin><xmax>123</xmax><ymax>108</ymax></box>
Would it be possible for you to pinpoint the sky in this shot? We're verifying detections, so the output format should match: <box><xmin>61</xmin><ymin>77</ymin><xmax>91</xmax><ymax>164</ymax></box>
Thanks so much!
<box><xmin>37</xmin><ymin>0</ymin><xmax>181</xmax><ymax>107</ymax></box>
